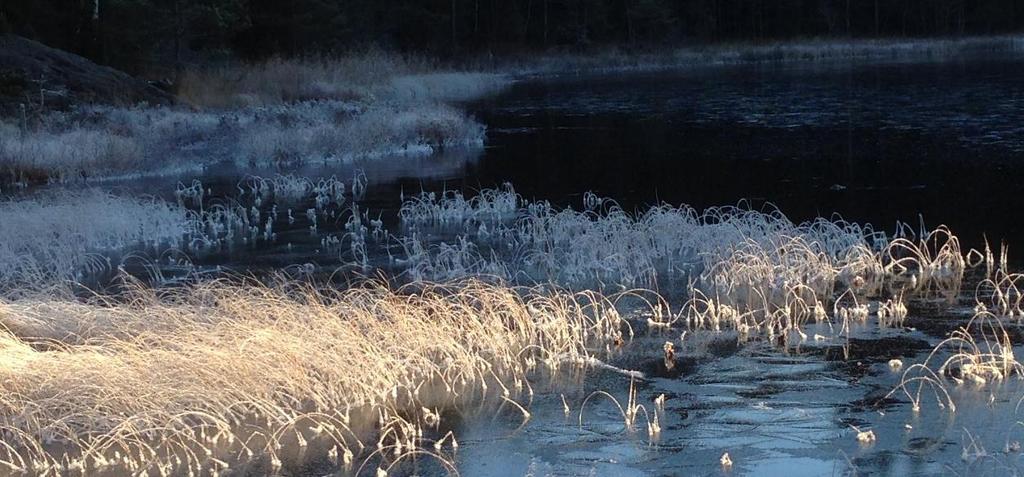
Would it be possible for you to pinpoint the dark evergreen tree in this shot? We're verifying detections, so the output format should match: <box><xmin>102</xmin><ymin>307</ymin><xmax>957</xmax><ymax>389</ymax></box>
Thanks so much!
<box><xmin>1</xmin><ymin>0</ymin><xmax>1021</xmax><ymax>72</ymax></box>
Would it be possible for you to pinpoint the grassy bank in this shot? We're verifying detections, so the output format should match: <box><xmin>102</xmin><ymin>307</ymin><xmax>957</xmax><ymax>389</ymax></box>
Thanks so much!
<box><xmin>0</xmin><ymin>52</ymin><xmax>510</xmax><ymax>186</ymax></box>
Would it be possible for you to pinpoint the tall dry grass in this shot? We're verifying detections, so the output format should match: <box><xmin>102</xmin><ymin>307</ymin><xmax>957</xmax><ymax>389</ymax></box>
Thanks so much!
<box><xmin>177</xmin><ymin>53</ymin><xmax>422</xmax><ymax>108</ymax></box>
<box><xmin>0</xmin><ymin>278</ymin><xmax>630</xmax><ymax>475</ymax></box>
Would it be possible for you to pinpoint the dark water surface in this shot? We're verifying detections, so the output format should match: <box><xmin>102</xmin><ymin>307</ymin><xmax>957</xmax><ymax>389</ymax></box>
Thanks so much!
<box><xmin>463</xmin><ymin>56</ymin><xmax>1024</xmax><ymax>252</ymax></box>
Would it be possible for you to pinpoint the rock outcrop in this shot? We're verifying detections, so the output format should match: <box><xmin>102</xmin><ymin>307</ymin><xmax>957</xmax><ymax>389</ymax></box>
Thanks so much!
<box><xmin>0</xmin><ymin>35</ymin><xmax>173</xmax><ymax>116</ymax></box>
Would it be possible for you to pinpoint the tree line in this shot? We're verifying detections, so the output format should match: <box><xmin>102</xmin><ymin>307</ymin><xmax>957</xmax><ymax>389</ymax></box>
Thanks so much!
<box><xmin>2</xmin><ymin>0</ymin><xmax>1022</xmax><ymax>73</ymax></box>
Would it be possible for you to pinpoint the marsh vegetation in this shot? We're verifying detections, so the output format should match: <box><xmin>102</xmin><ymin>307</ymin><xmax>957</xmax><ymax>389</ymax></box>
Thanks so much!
<box><xmin>1</xmin><ymin>38</ymin><xmax>1024</xmax><ymax>476</ymax></box>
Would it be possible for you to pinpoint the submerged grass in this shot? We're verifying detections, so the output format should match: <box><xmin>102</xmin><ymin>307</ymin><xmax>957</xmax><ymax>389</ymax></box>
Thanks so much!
<box><xmin>0</xmin><ymin>278</ymin><xmax>632</xmax><ymax>475</ymax></box>
<box><xmin>398</xmin><ymin>184</ymin><xmax>968</xmax><ymax>339</ymax></box>
<box><xmin>890</xmin><ymin>266</ymin><xmax>1024</xmax><ymax>415</ymax></box>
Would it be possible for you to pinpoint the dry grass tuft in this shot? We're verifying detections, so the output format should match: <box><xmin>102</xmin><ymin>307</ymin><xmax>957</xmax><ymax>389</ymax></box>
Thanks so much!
<box><xmin>0</xmin><ymin>278</ymin><xmax>631</xmax><ymax>475</ymax></box>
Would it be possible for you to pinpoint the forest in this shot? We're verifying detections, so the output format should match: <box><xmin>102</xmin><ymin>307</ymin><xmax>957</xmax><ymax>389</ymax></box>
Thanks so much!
<box><xmin>2</xmin><ymin>0</ymin><xmax>1022</xmax><ymax>73</ymax></box>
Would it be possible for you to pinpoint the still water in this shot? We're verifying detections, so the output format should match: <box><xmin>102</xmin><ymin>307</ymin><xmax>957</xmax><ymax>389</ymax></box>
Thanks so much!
<box><xmin>467</xmin><ymin>56</ymin><xmax>1024</xmax><ymax>252</ymax></box>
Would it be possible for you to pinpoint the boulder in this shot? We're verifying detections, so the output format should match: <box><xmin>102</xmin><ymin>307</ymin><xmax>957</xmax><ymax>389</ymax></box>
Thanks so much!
<box><xmin>0</xmin><ymin>35</ymin><xmax>173</xmax><ymax>116</ymax></box>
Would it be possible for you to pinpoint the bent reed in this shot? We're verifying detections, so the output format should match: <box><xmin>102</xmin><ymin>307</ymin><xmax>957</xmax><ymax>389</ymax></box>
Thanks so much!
<box><xmin>0</xmin><ymin>277</ymin><xmax>630</xmax><ymax>476</ymax></box>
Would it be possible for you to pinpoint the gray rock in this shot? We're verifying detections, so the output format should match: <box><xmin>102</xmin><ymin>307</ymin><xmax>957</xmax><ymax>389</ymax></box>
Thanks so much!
<box><xmin>0</xmin><ymin>35</ymin><xmax>173</xmax><ymax>116</ymax></box>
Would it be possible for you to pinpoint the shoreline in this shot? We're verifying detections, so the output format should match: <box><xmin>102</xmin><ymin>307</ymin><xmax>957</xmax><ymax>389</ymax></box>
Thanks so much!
<box><xmin>484</xmin><ymin>34</ymin><xmax>1024</xmax><ymax>77</ymax></box>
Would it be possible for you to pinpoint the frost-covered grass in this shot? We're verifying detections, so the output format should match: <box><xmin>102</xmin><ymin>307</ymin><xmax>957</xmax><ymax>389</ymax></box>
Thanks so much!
<box><xmin>0</xmin><ymin>123</ymin><xmax>142</xmax><ymax>183</ymax></box>
<box><xmin>0</xmin><ymin>190</ymin><xmax>190</xmax><ymax>285</ymax></box>
<box><xmin>0</xmin><ymin>107</ymin><xmax>221</xmax><ymax>183</ymax></box>
<box><xmin>235</xmin><ymin>102</ymin><xmax>485</xmax><ymax>168</ymax></box>
<box><xmin>398</xmin><ymin>184</ymin><xmax>968</xmax><ymax>336</ymax></box>
<box><xmin>0</xmin><ymin>278</ymin><xmax>629</xmax><ymax>475</ymax></box>
<box><xmin>398</xmin><ymin>185</ymin><xmax>881</xmax><ymax>290</ymax></box>
<box><xmin>889</xmin><ymin>309</ymin><xmax>1022</xmax><ymax>415</ymax></box>
<box><xmin>236</xmin><ymin>174</ymin><xmax>347</xmax><ymax>207</ymax></box>
<box><xmin>387</xmin><ymin>73</ymin><xmax>511</xmax><ymax>104</ymax></box>
<box><xmin>888</xmin><ymin>264</ymin><xmax>1024</xmax><ymax>416</ymax></box>
<box><xmin>0</xmin><ymin>52</ymin><xmax>510</xmax><ymax>186</ymax></box>
<box><xmin>178</xmin><ymin>54</ymin><xmax>510</xmax><ymax>108</ymax></box>
<box><xmin>0</xmin><ymin>100</ymin><xmax>489</xmax><ymax>184</ymax></box>
<box><xmin>398</xmin><ymin>184</ymin><xmax>521</xmax><ymax>227</ymax></box>
<box><xmin>0</xmin><ymin>182</ymin><xmax>354</xmax><ymax>285</ymax></box>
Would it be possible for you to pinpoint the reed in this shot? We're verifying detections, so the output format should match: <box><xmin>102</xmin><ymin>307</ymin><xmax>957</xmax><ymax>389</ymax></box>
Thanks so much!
<box><xmin>398</xmin><ymin>184</ymin><xmax>972</xmax><ymax>339</ymax></box>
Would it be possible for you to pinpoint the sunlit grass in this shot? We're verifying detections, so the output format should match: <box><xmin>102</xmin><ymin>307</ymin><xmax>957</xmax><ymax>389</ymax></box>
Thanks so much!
<box><xmin>0</xmin><ymin>277</ymin><xmax>632</xmax><ymax>475</ymax></box>
<box><xmin>398</xmin><ymin>184</ymin><xmax>970</xmax><ymax>340</ymax></box>
<box><xmin>889</xmin><ymin>262</ymin><xmax>1024</xmax><ymax>416</ymax></box>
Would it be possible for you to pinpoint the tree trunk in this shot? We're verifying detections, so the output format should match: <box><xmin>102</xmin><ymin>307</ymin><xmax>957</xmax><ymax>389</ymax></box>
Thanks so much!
<box><xmin>845</xmin><ymin>0</ymin><xmax>851</xmax><ymax>35</ymax></box>
<box><xmin>95</xmin><ymin>0</ymin><xmax>104</xmax><ymax>63</ymax></box>
<box><xmin>173</xmin><ymin>0</ymin><xmax>185</xmax><ymax>82</ymax></box>
<box><xmin>451</xmin><ymin>0</ymin><xmax>458</xmax><ymax>51</ymax></box>
<box><xmin>524</xmin><ymin>0</ymin><xmax>533</xmax><ymax>42</ymax></box>
<box><xmin>757</xmin><ymin>0</ymin><xmax>764</xmax><ymax>39</ymax></box>
<box><xmin>174</xmin><ymin>0</ymin><xmax>183</xmax><ymax>73</ymax></box>
<box><xmin>624</xmin><ymin>0</ymin><xmax>632</xmax><ymax>43</ymax></box>
<box><xmin>958</xmin><ymin>0</ymin><xmax>965</xmax><ymax>35</ymax></box>
<box><xmin>579</xmin><ymin>0</ymin><xmax>588</xmax><ymax>44</ymax></box>
<box><xmin>543</xmin><ymin>0</ymin><xmax>548</xmax><ymax>45</ymax></box>
<box><xmin>711</xmin><ymin>0</ymin><xmax>718</xmax><ymax>40</ymax></box>
<box><xmin>874</xmin><ymin>0</ymin><xmax>879</xmax><ymax>35</ymax></box>
<box><xmin>901</xmin><ymin>1</ymin><xmax>907</xmax><ymax>36</ymax></box>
